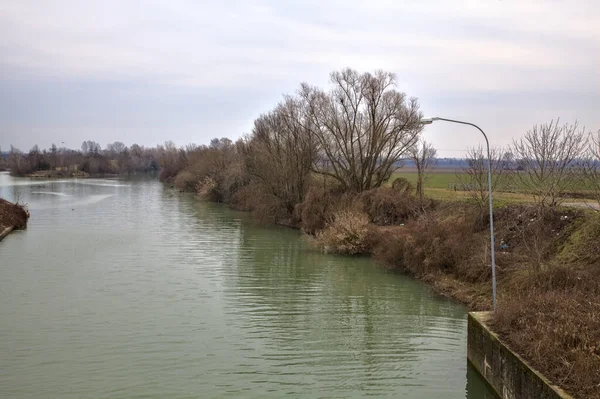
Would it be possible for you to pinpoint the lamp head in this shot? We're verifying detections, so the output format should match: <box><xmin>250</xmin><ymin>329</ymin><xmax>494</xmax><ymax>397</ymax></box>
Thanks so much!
<box><xmin>420</xmin><ymin>117</ymin><xmax>439</xmax><ymax>125</ymax></box>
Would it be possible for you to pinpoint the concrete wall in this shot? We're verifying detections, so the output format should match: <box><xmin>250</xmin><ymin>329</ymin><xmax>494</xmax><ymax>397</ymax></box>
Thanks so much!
<box><xmin>467</xmin><ymin>312</ymin><xmax>572</xmax><ymax>399</ymax></box>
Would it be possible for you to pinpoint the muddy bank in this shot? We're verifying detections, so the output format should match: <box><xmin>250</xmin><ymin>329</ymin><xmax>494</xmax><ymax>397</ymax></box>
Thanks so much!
<box><xmin>0</xmin><ymin>198</ymin><xmax>29</xmax><ymax>241</ymax></box>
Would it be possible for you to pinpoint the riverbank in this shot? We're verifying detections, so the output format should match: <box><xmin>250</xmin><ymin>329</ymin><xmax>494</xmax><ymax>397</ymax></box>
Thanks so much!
<box><xmin>26</xmin><ymin>170</ymin><xmax>91</xmax><ymax>179</ymax></box>
<box><xmin>0</xmin><ymin>198</ymin><xmax>29</xmax><ymax>241</ymax></box>
<box><xmin>23</xmin><ymin>170</ymin><xmax>122</xmax><ymax>179</ymax></box>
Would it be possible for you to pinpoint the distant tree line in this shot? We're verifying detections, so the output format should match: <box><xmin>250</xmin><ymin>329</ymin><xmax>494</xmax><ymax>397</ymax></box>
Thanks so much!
<box><xmin>4</xmin><ymin>141</ymin><xmax>162</xmax><ymax>177</ymax></box>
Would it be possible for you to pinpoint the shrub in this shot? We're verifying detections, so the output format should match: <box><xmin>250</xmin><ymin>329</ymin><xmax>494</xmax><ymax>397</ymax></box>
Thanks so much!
<box><xmin>229</xmin><ymin>184</ymin><xmax>257</xmax><ymax>212</ymax></box>
<box><xmin>195</xmin><ymin>176</ymin><xmax>219</xmax><ymax>201</ymax></box>
<box><xmin>372</xmin><ymin>208</ymin><xmax>490</xmax><ymax>283</ymax></box>
<box><xmin>359</xmin><ymin>186</ymin><xmax>423</xmax><ymax>225</ymax></box>
<box><xmin>0</xmin><ymin>198</ymin><xmax>29</xmax><ymax>229</ymax></box>
<box><xmin>391</xmin><ymin>177</ymin><xmax>413</xmax><ymax>192</ymax></box>
<box><xmin>230</xmin><ymin>183</ymin><xmax>289</xmax><ymax>224</ymax></box>
<box><xmin>296</xmin><ymin>184</ymin><xmax>348</xmax><ymax>234</ymax></box>
<box><xmin>491</xmin><ymin>266</ymin><xmax>600</xmax><ymax>399</ymax></box>
<box><xmin>315</xmin><ymin>209</ymin><xmax>372</xmax><ymax>255</ymax></box>
<box><xmin>173</xmin><ymin>170</ymin><xmax>198</xmax><ymax>191</ymax></box>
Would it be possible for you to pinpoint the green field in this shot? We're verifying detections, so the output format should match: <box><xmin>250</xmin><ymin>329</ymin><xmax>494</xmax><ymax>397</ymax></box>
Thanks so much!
<box><xmin>390</xmin><ymin>170</ymin><xmax>457</xmax><ymax>189</ymax></box>
<box><xmin>389</xmin><ymin>169</ymin><xmax>594</xmax><ymax>204</ymax></box>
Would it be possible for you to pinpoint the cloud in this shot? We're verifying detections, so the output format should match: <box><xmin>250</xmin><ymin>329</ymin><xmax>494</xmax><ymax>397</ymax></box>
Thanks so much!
<box><xmin>0</xmin><ymin>0</ymin><xmax>599</xmax><ymax>153</ymax></box>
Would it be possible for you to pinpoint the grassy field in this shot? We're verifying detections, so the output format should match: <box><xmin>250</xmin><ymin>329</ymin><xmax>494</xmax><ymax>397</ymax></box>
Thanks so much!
<box><xmin>390</xmin><ymin>169</ymin><xmax>595</xmax><ymax>205</ymax></box>
<box><xmin>391</xmin><ymin>170</ymin><xmax>457</xmax><ymax>190</ymax></box>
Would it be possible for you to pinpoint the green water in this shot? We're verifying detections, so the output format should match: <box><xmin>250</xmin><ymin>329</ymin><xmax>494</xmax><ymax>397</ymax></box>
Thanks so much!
<box><xmin>0</xmin><ymin>172</ymin><xmax>495</xmax><ymax>398</ymax></box>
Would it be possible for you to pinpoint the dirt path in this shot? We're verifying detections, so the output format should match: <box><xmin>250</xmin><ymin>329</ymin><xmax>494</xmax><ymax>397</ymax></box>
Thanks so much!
<box><xmin>563</xmin><ymin>201</ymin><xmax>600</xmax><ymax>210</ymax></box>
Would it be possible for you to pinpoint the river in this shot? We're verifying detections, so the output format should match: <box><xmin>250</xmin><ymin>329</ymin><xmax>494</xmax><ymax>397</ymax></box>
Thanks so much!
<box><xmin>0</xmin><ymin>172</ymin><xmax>495</xmax><ymax>398</ymax></box>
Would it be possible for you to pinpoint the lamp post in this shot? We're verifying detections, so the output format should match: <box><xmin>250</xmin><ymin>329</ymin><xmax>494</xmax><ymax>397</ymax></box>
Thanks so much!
<box><xmin>420</xmin><ymin>117</ymin><xmax>497</xmax><ymax>312</ymax></box>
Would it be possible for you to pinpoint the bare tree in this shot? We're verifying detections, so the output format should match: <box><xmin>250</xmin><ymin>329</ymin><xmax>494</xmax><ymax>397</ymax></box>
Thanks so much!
<box><xmin>512</xmin><ymin>119</ymin><xmax>587</xmax><ymax>209</ymax></box>
<box><xmin>49</xmin><ymin>144</ymin><xmax>58</xmax><ymax>169</ymax></box>
<box><xmin>106</xmin><ymin>141</ymin><xmax>127</xmax><ymax>155</ymax></box>
<box><xmin>243</xmin><ymin>97</ymin><xmax>316</xmax><ymax>214</ymax></box>
<box><xmin>583</xmin><ymin>130</ymin><xmax>600</xmax><ymax>208</ymax></box>
<box><xmin>81</xmin><ymin>140</ymin><xmax>101</xmax><ymax>156</ymax></box>
<box><xmin>457</xmin><ymin>146</ymin><xmax>509</xmax><ymax>209</ymax></box>
<box><xmin>409</xmin><ymin>139</ymin><xmax>437</xmax><ymax>203</ymax></box>
<box><xmin>300</xmin><ymin>68</ymin><xmax>422</xmax><ymax>192</ymax></box>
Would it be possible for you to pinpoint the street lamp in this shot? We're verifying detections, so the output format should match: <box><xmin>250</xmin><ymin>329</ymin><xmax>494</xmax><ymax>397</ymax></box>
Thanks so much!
<box><xmin>420</xmin><ymin>117</ymin><xmax>497</xmax><ymax>312</ymax></box>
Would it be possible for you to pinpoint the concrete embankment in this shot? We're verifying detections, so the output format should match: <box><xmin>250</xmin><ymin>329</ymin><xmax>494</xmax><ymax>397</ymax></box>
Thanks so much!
<box><xmin>468</xmin><ymin>312</ymin><xmax>572</xmax><ymax>399</ymax></box>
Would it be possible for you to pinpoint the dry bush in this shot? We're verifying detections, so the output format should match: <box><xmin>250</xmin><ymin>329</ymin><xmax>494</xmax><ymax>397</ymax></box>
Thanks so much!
<box><xmin>391</xmin><ymin>177</ymin><xmax>413</xmax><ymax>192</ymax></box>
<box><xmin>219</xmin><ymin>151</ymin><xmax>247</xmax><ymax>203</ymax></box>
<box><xmin>229</xmin><ymin>184</ymin><xmax>257</xmax><ymax>212</ymax></box>
<box><xmin>407</xmin><ymin>214</ymin><xmax>489</xmax><ymax>282</ymax></box>
<box><xmin>296</xmin><ymin>183</ymin><xmax>349</xmax><ymax>234</ymax></box>
<box><xmin>491</xmin><ymin>266</ymin><xmax>600</xmax><ymax>399</ymax></box>
<box><xmin>315</xmin><ymin>209</ymin><xmax>372</xmax><ymax>254</ymax></box>
<box><xmin>359</xmin><ymin>185</ymin><xmax>426</xmax><ymax>225</ymax></box>
<box><xmin>297</xmin><ymin>178</ymin><xmax>427</xmax><ymax>236</ymax></box>
<box><xmin>0</xmin><ymin>198</ymin><xmax>29</xmax><ymax>229</ymax></box>
<box><xmin>370</xmin><ymin>226</ymin><xmax>411</xmax><ymax>267</ymax></box>
<box><xmin>372</xmin><ymin>208</ymin><xmax>489</xmax><ymax>283</ymax></box>
<box><xmin>250</xmin><ymin>195</ymin><xmax>289</xmax><ymax>225</ymax></box>
<box><xmin>372</xmin><ymin>204</ymin><xmax>585</xmax><ymax>283</ymax></box>
<box><xmin>195</xmin><ymin>176</ymin><xmax>219</xmax><ymax>202</ymax></box>
<box><xmin>229</xmin><ymin>183</ymin><xmax>289</xmax><ymax>224</ymax></box>
<box><xmin>173</xmin><ymin>170</ymin><xmax>198</xmax><ymax>191</ymax></box>
<box><xmin>490</xmin><ymin>209</ymin><xmax>600</xmax><ymax>398</ymax></box>
<box><xmin>158</xmin><ymin>142</ymin><xmax>186</xmax><ymax>182</ymax></box>
<box><xmin>174</xmin><ymin>138</ymin><xmax>246</xmax><ymax>201</ymax></box>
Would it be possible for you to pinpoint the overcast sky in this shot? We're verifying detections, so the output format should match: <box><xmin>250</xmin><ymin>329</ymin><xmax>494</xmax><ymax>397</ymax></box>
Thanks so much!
<box><xmin>1</xmin><ymin>0</ymin><xmax>598</xmax><ymax>156</ymax></box>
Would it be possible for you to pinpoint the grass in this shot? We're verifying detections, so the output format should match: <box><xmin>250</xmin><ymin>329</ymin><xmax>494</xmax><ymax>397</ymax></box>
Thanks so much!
<box><xmin>389</xmin><ymin>170</ymin><xmax>532</xmax><ymax>204</ymax></box>
<box><xmin>390</xmin><ymin>170</ymin><xmax>457</xmax><ymax>189</ymax></box>
<box><xmin>390</xmin><ymin>169</ymin><xmax>596</xmax><ymax>205</ymax></box>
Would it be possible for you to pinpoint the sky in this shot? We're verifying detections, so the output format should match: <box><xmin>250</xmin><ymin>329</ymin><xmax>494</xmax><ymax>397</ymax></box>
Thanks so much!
<box><xmin>1</xmin><ymin>0</ymin><xmax>599</xmax><ymax>157</ymax></box>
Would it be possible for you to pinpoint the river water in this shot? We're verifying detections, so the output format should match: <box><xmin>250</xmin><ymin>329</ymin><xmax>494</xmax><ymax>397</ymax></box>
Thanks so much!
<box><xmin>0</xmin><ymin>172</ymin><xmax>494</xmax><ymax>398</ymax></box>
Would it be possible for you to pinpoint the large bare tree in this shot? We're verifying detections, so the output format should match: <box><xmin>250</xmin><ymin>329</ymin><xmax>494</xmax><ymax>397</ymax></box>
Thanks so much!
<box><xmin>512</xmin><ymin>119</ymin><xmax>587</xmax><ymax>209</ymax></box>
<box><xmin>300</xmin><ymin>68</ymin><xmax>422</xmax><ymax>192</ymax></box>
<box><xmin>409</xmin><ymin>139</ymin><xmax>437</xmax><ymax>203</ymax></box>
